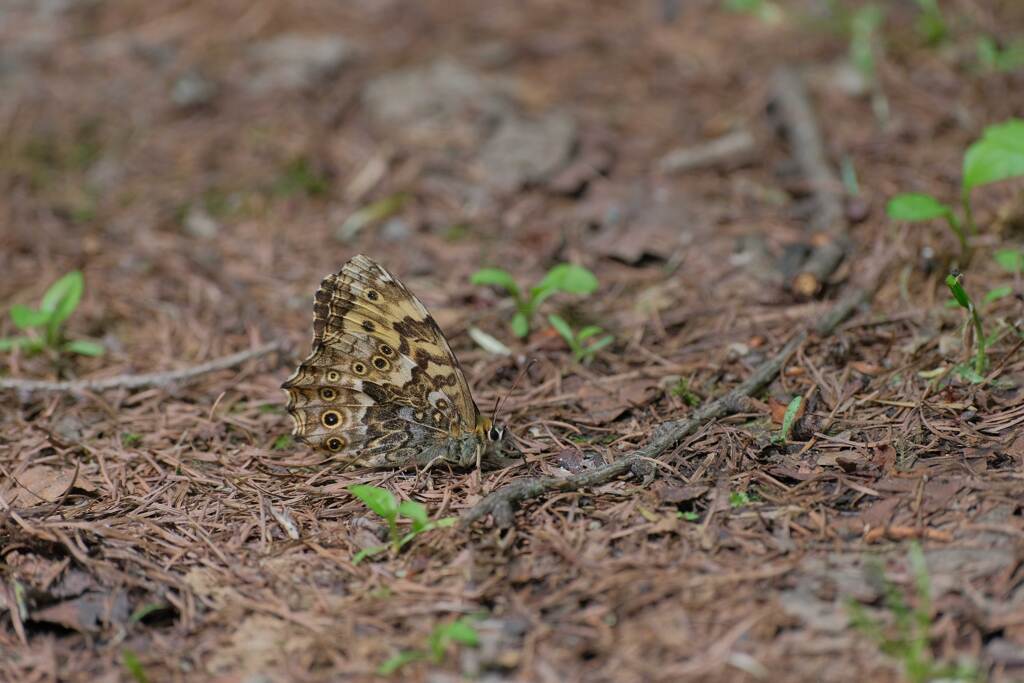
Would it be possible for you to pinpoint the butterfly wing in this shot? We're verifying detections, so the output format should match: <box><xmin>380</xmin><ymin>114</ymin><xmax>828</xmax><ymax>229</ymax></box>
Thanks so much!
<box><xmin>282</xmin><ymin>255</ymin><xmax>480</xmax><ymax>466</ymax></box>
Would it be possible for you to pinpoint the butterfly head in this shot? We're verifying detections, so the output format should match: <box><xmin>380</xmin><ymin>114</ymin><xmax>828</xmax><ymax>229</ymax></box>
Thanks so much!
<box><xmin>476</xmin><ymin>416</ymin><xmax>520</xmax><ymax>461</ymax></box>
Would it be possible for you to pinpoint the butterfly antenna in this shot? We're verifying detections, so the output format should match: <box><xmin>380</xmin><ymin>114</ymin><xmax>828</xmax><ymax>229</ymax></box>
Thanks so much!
<box><xmin>492</xmin><ymin>359</ymin><xmax>535</xmax><ymax>423</ymax></box>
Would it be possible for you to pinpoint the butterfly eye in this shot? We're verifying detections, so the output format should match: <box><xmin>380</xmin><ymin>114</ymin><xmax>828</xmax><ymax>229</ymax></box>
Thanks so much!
<box><xmin>321</xmin><ymin>410</ymin><xmax>341</xmax><ymax>427</ymax></box>
<box><xmin>352</xmin><ymin>362</ymin><xmax>367</xmax><ymax>376</ymax></box>
<box><xmin>319</xmin><ymin>387</ymin><xmax>337</xmax><ymax>401</ymax></box>
<box><xmin>326</xmin><ymin>370</ymin><xmax>341</xmax><ymax>383</ymax></box>
<box><xmin>379</xmin><ymin>343</ymin><xmax>395</xmax><ymax>358</ymax></box>
<box><xmin>326</xmin><ymin>437</ymin><xmax>346</xmax><ymax>452</ymax></box>
<box><xmin>487</xmin><ymin>426</ymin><xmax>503</xmax><ymax>441</ymax></box>
<box><xmin>372</xmin><ymin>356</ymin><xmax>390</xmax><ymax>371</ymax></box>
<box><xmin>365</xmin><ymin>289</ymin><xmax>380</xmax><ymax>301</ymax></box>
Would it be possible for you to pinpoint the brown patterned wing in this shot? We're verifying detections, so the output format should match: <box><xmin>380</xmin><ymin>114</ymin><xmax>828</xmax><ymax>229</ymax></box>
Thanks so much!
<box><xmin>282</xmin><ymin>255</ymin><xmax>480</xmax><ymax>465</ymax></box>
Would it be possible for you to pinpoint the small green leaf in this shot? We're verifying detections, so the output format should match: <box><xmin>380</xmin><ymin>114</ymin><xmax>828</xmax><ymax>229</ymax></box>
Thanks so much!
<box><xmin>729</xmin><ymin>491</ymin><xmax>752</xmax><ymax>508</ymax></box>
<box><xmin>776</xmin><ymin>395</ymin><xmax>803</xmax><ymax>443</ymax></box>
<box><xmin>432</xmin><ymin>517</ymin><xmax>456</xmax><ymax>528</ymax></box>
<box><xmin>10</xmin><ymin>304</ymin><xmax>50</xmax><ymax>330</ymax></box>
<box><xmin>130</xmin><ymin>602</ymin><xmax>168</xmax><ymax>623</ymax></box>
<box><xmin>885</xmin><ymin>193</ymin><xmax>952</xmax><ymax>222</ymax></box>
<box><xmin>994</xmin><ymin>249</ymin><xmax>1024</xmax><ymax>273</ymax></box>
<box><xmin>945</xmin><ymin>274</ymin><xmax>971</xmax><ymax>309</ymax></box>
<box><xmin>678</xmin><ymin>511</ymin><xmax>700</xmax><ymax>522</ymax></box>
<box><xmin>41</xmin><ymin>271</ymin><xmax>84</xmax><ymax>318</ymax></box>
<box><xmin>349</xmin><ymin>484</ymin><xmax>398</xmax><ymax>521</ymax></box>
<box><xmin>983</xmin><ymin>286</ymin><xmax>1013</xmax><ymax>304</ymax></box>
<box><xmin>467</xmin><ymin>326</ymin><xmax>512</xmax><ymax>356</ymax></box>
<box><xmin>121</xmin><ymin>650</ymin><xmax>149</xmax><ymax>683</ymax></box>
<box><xmin>336</xmin><ymin>193</ymin><xmax>407</xmax><ymax>241</ymax></box>
<box><xmin>963</xmin><ymin>119</ymin><xmax>1024</xmax><ymax>191</ymax></box>
<box><xmin>398</xmin><ymin>500</ymin><xmax>429</xmax><ymax>530</ymax></box>
<box><xmin>377</xmin><ymin>650</ymin><xmax>423</xmax><ymax>676</ymax></box>
<box><xmin>121</xmin><ymin>432</ymin><xmax>144</xmax><ymax>447</ymax></box>
<box><xmin>576</xmin><ymin>325</ymin><xmax>603</xmax><ymax>341</ymax></box>
<box><xmin>470</xmin><ymin>268</ymin><xmax>520</xmax><ymax>298</ymax></box>
<box><xmin>547</xmin><ymin>314</ymin><xmax>575</xmax><ymax>345</ymax></box>
<box><xmin>587</xmin><ymin>335</ymin><xmax>614</xmax><ymax>353</ymax></box>
<box><xmin>443</xmin><ymin>620</ymin><xmax>479</xmax><ymax>646</ymax></box>
<box><xmin>0</xmin><ymin>336</ymin><xmax>44</xmax><ymax>353</ymax></box>
<box><xmin>63</xmin><ymin>339</ymin><xmax>104</xmax><ymax>356</ymax></box>
<box><xmin>353</xmin><ymin>545</ymin><xmax>387</xmax><ymax>564</ymax></box>
<box><xmin>271</xmin><ymin>434</ymin><xmax>294</xmax><ymax>450</ymax></box>
<box><xmin>511</xmin><ymin>311</ymin><xmax>530</xmax><ymax>338</ymax></box>
<box><xmin>538</xmin><ymin>263</ymin><xmax>598</xmax><ymax>296</ymax></box>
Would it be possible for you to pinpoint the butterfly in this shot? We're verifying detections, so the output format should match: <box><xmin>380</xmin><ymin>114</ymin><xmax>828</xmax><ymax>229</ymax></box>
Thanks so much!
<box><xmin>282</xmin><ymin>255</ymin><xmax>520</xmax><ymax>469</ymax></box>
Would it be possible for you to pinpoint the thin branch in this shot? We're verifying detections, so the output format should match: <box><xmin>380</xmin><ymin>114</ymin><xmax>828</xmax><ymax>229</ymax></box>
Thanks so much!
<box><xmin>462</xmin><ymin>266</ymin><xmax>885</xmax><ymax>527</ymax></box>
<box><xmin>0</xmin><ymin>340</ymin><xmax>285</xmax><ymax>394</ymax></box>
<box><xmin>770</xmin><ymin>66</ymin><xmax>848</xmax><ymax>298</ymax></box>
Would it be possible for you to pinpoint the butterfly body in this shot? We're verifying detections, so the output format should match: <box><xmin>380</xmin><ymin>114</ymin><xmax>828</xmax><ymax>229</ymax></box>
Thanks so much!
<box><xmin>282</xmin><ymin>255</ymin><xmax>518</xmax><ymax>469</ymax></box>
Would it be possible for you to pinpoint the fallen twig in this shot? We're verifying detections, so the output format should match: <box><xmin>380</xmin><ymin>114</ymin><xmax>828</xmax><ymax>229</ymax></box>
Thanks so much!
<box><xmin>462</xmin><ymin>263</ymin><xmax>886</xmax><ymax>527</ymax></box>
<box><xmin>0</xmin><ymin>340</ymin><xmax>285</xmax><ymax>394</ymax></box>
<box><xmin>770</xmin><ymin>67</ymin><xmax>848</xmax><ymax>298</ymax></box>
<box><xmin>658</xmin><ymin>128</ymin><xmax>757</xmax><ymax>174</ymax></box>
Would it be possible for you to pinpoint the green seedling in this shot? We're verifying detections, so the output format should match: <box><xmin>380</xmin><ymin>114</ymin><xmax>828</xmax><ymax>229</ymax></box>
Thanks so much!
<box><xmin>547</xmin><ymin>314</ymin><xmax>613</xmax><ymax>364</ymax></box>
<box><xmin>0</xmin><ymin>271</ymin><xmax>104</xmax><ymax>357</ymax></box>
<box><xmin>273</xmin><ymin>157</ymin><xmax>329</xmax><ymax>197</ymax></box>
<box><xmin>336</xmin><ymin>193</ymin><xmax>407</xmax><ymax>242</ymax></box>
<box><xmin>847</xmin><ymin>544</ymin><xmax>980</xmax><ymax>683</ymax></box>
<box><xmin>913</xmin><ymin>0</ymin><xmax>948</xmax><ymax>46</ymax></box>
<box><xmin>977</xmin><ymin>36</ymin><xmax>1024</xmax><ymax>73</ymax></box>
<box><xmin>729</xmin><ymin>491</ymin><xmax>754</xmax><ymax>508</ymax></box>
<box><xmin>722</xmin><ymin>0</ymin><xmax>783</xmax><ymax>24</ymax></box>
<box><xmin>471</xmin><ymin>263</ymin><xmax>598</xmax><ymax>338</ymax></box>
<box><xmin>271</xmin><ymin>434</ymin><xmax>294</xmax><ymax>450</ymax></box>
<box><xmin>121</xmin><ymin>650</ymin><xmax>149</xmax><ymax>683</ymax></box>
<box><xmin>677</xmin><ymin>510</ymin><xmax>700</xmax><ymax>522</ymax></box>
<box><xmin>945</xmin><ymin>272</ymin><xmax>988</xmax><ymax>379</ymax></box>
<box><xmin>670</xmin><ymin>377</ymin><xmax>701</xmax><ymax>407</ymax></box>
<box><xmin>348</xmin><ymin>485</ymin><xmax>455</xmax><ymax>563</ymax></box>
<box><xmin>887</xmin><ymin>118</ymin><xmax>1024</xmax><ymax>264</ymax></box>
<box><xmin>121</xmin><ymin>432</ymin><xmax>143</xmax><ymax>447</ymax></box>
<box><xmin>378</xmin><ymin>617</ymin><xmax>480</xmax><ymax>675</ymax></box>
<box><xmin>772</xmin><ymin>396</ymin><xmax>803</xmax><ymax>445</ymax></box>
<box><xmin>848</xmin><ymin>4</ymin><xmax>889</xmax><ymax>122</ymax></box>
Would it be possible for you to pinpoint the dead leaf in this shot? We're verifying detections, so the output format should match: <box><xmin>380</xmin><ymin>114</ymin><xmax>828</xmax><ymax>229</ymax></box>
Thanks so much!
<box><xmin>566</xmin><ymin>376</ymin><xmax>656</xmax><ymax>424</ymax></box>
<box><xmin>859</xmin><ymin>496</ymin><xmax>900</xmax><ymax>529</ymax></box>
<box><xmin>29</xmin><ymin>591</ymin><xmax>130</xmax><ymax>633</ymax></box>
<box><xmin>4</xmin><ymin>467</ymin><xmax>77</xmax><ymax>506</ymax></box>
<box><xmin>655</xmin><ymin>484</ymin><xmax>709</xmax><ymax>504</ymax></box>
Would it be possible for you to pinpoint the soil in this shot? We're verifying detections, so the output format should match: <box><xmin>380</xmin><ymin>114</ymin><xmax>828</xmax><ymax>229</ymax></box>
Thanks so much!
<box><xmin>2</xmin><ymin>1</ymin><xmax>1023</xmax><ymax>682</ymax></box>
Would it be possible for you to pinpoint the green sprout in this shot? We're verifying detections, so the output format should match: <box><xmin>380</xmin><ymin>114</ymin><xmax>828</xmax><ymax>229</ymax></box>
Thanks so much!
<box><xmin>977</xmin><ymin>36</ymin><xmax>1024</xmax><ymax>73</ymax></box>
<box><xmin>729</xmin><ymin>491</ymin><xmax>754</xmax><ymax>508</ymax></box>
<box><xmin>913</xmin><ymin>0</ymin><xmax>948</xmax><ymax>46</ymax></box>
<box><xmin>547</xmin><ymin>314</ymin><xmax>613</xmax><ymax>364</ymax></box>
<box><xmin>722</xmin><ymin>0</ymin><xmax>783</xmax><ymax>24</ymax></box>
<box><xmin>0</xmin><ymin>271</ymin><xmax>104</xmax><ymax>357</ymax></box>
<box><xmin>121</xmin><ymin>650</ymin><xmax>149</xmax><ymax>683</ymax></box>
<box><xmin>348</xmin><ymin>485</ymin><xmax>455</xmax><ymax>563</ymax></box>
<box><xmin>670</xmin><ymin>377</ymin><xmax>702</xmax><ymax>407</ymax></box>
<box><xmin>378</xmin><ymin>617</ymin><xmax>480</xmax><ymax>675</ymax></box>
<box><xmin>772</xmin><ymin>396</ymin><xmax>803</xmax><ymax>445</ymax></box>
<box><xmin>471</xmin><ymin>263</ymin><xmax>598</xmax><ymax>338</ymax></box>
<box><xmin>887</xmin><ymin>118</ymin><xmax>1024</xmax><ymax>264</ymax></box>
<box><xmin>847</xmin><ymin>544</ymin><xmax>980</xmax><ymax>683</ymax></box>
<box><xmin>945</xmin><ymin>272</ymin><xmax>987</xmax><ymax>380</ymax></box>
<box><xmin>272</xmin><ymin>157</ymin><xmax>329</xmax><ymax>197</ymax></box>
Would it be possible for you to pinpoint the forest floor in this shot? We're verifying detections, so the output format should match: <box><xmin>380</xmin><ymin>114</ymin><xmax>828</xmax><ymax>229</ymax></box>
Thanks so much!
<box><xmin>2</xmin><ymin>1</ymin><xmax>1024</xmax><ymax>682</ymax></box>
